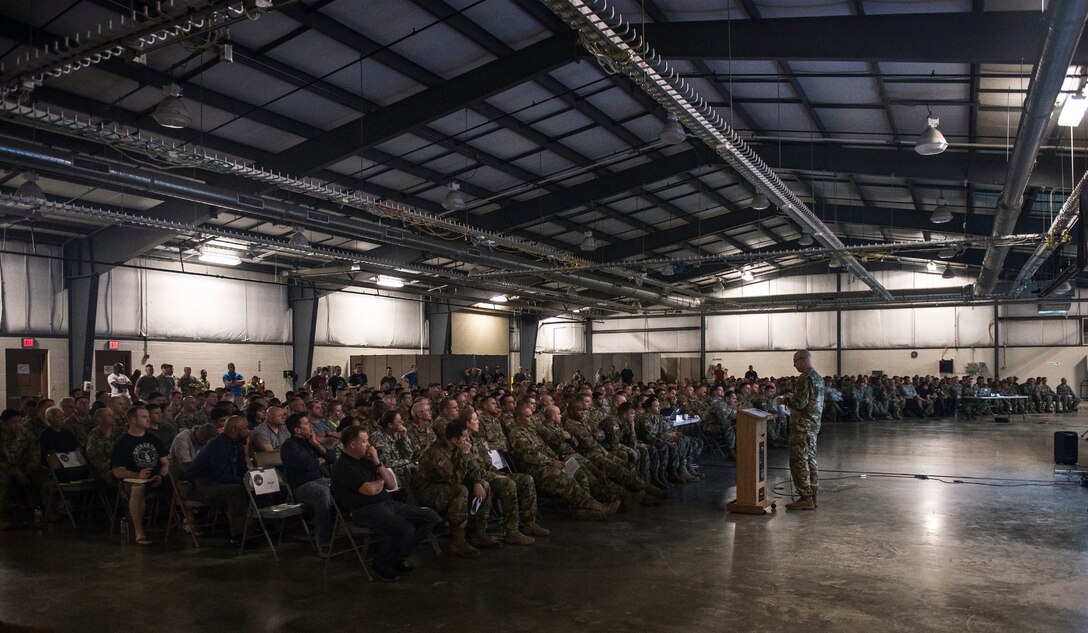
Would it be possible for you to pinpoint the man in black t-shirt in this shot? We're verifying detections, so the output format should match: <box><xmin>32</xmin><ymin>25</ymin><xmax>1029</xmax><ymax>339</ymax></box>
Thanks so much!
<box><xmin>134</xmin><ymin>365</ymin><xmax>160</xmax><ymax>402</ymax></box>
<box><xmin>620</xmin><ymin>362</ymin><xmax>634</xmax><ymax>385</ymax></box>
<box><xmin>379</xmin><ymin>367</ymin><xmax>398</xmax><ymax>393</ymax></box>
<box><xmin>331</xmin><ymin>426</ymin><xmax>440</xmax><ymax>581</ymax></box>
<box><xmin>110</xmin><ymin>405</ymin><xmax>169</xmax><ymax>545</ymax></box>
<box><xmin>348</xmin><ymin>364</ymin><xmax>368</xmax><ymax>388</ymax></box>
<box><xmin>327</xmin><ymin>366</ymin><xmax>348</xmax><ymax>397</ymax></box>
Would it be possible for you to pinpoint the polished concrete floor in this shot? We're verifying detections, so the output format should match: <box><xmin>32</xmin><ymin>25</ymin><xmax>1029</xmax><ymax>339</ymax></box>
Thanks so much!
<box><xmin>3</xmin><ymin>414</ymin><xmax>1088</xmax><ymax>633</ymax></box>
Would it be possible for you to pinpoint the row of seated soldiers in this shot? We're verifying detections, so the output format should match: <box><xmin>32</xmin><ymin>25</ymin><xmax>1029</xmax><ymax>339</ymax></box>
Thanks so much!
<box><xmin>820</xmin><ymin>374</ymin><xmax>1080</xmax><ymax>421</ymax></box>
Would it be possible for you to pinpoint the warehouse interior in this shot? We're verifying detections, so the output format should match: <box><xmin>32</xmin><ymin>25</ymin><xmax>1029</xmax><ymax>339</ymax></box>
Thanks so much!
<box><xmin>1</xmin><ymin>0</ymin><xmax>1088</xmax><ymax>631</ymax></box>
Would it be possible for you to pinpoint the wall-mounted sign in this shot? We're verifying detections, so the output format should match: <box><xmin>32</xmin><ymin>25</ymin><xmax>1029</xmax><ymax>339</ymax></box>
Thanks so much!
<box><xmin>21</xmin><ymin>338</ymin><xmax>35</xmax><ymax>348</ymax></box>
<box><xmin>1046</xmin><ymin>361</ymin><xmax>1060</xmax><ymax>366</ymax></box>
<box><xmin>107</xmin><ymin>341</ymin><xmax>120</xmax><ymax>350</ymax></box>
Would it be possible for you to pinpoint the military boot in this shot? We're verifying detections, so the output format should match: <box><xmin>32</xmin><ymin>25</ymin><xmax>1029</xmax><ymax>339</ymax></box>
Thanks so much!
<box><xmin>602</xmin><ymin>499</ymin><xmax>621</xmax><ymax>517</ymax></box>
<box><xmin>642</xmin><ymin>482</ymin><xmax>668</xmax><ymax>500</ymax></box>
<box><xmin>619</xmin><ymin>490</ymin><xmax>645</xmax><ymax>512</ymax></box>
<box><xmin>574</xmin><ymin>501</ymin><xmax>609</xmax><ymax>521</ymax></box>
<box><xmin>678</xmin><ymin>466</ymin><xmax>698</xmax><ymax>482</ymax></box>
<box><xmin>785</xmin><ymin>497</ymin><xmax>816</xmax><ymax>511</ymax></box>
<box><xmin>449</xmin><ymin>528</ymin><xmax>481</xmax><ymax>557</ymax></box>
<box><xmin>666</xmin><ymin>467</ymin><xmax>685</xmax><ymax>484</ymax></box>
<box><xmin>467</xmin><ymin>525</ymin><xmax>502</xmax><ymax>549</ymax></box>
<box><xmin>521</xmin><ymin>521</ymin><xmax>550</xmax><ymax>537</ymax></box>
<box><xmin>503</xmin><ymin>528</ymin><xmax>535</xmax><ymax>546</ymax></box>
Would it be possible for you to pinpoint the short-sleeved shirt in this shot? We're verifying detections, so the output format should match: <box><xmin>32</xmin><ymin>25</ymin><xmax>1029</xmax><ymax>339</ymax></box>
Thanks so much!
<box><xmin>223</xmin><ymin>372</ymin><xmax>244</xmax><ymax>397</ymax></box>
<box><xmin>109</xmin><ymin>432</ymin><xmax>167</xmax><ymax>473</ymax></box>
<box><xmin>402</xmin><ymin>370</ymin><xmax>418</xmax><ymax>389</ymax></box>
<box><xmin>331</xmin><ymin>453</ymin><xmax>388</xmax><ymax>511</ymax></box>
<box><xmin>348</xmin><ymin>372</ymin><xmax>368</xmax><ymax>387</ymax></box>
<box><xmin>135</xmin><ymin>375</ymin><xmax>159</xmax><ymax>397</ymax></box>
<box><xmin>327</xmin><ymin>376</ymin><xmax>347</xmax><ymax>395</ymax></box>
<box><xmin>157</xmin><ymin>374</ymin><xmax>176</xmax><ymax>395</ymax></box>
<box><xmin>108</xmin><ymin>372</ymin><xmax>131</xmax><ymax>395</ymax></box>
<box><xmin>380</xmin><ymin>375</ymin><xmax>397</xmax><ymax>391</ymax></box>
<box><xmin>250</xmin><ymin>422</ymin><xmax>290</xmax><ymax>452</ymax></box>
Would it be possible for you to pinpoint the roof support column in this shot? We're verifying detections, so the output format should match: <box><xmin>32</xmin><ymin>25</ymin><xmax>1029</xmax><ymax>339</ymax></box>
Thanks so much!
<box><xmin>289</xmin><ymin>282</ymin><xmax>323</xmax><ymax>390</ymax></box>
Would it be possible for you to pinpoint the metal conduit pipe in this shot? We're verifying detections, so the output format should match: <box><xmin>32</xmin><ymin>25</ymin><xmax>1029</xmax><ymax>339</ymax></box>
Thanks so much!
<box><xmin>1010</xmin><ymin>171</ymin><xmax>1087</xmax><ymax>296</ymax></box>
<box><xmin>0</xmin><ymin>138</ymin><xmax>699</xmax><ymax>309</ymax></box>
<box><xmin>976</xmin><ymin>0</ymin><xmax>1088</xmax><ymax>294</ymax></box>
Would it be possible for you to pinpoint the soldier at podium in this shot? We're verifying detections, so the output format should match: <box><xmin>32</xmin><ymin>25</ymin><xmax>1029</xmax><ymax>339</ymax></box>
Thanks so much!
<box><xmin>786</xmin><ymin>350</ymin><xmax>825</xmax><ymax>511</ymax></box>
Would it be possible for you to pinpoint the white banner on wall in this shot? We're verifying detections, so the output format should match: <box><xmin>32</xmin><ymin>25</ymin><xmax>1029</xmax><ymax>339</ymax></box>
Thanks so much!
<box><xmin>317</xmin><ymin>292</ymin><xmax>422</xmax><ymax>348</ymax></box>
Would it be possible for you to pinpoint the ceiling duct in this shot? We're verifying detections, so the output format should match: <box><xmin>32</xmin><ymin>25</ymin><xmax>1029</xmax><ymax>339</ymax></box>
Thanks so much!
<box><xmin>976</xmin><ymin>0</ymin><xmax>1088</xmax><ymax>294</ymax></box>
<box><xmin>539</xmin><ymin>0</ymin><xmax>893</xmax><ymax>302</ymax></box>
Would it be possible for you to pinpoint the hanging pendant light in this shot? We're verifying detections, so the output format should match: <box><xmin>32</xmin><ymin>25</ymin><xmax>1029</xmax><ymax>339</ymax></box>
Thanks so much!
<box><xmin>926</xmin><ymin>260</ymin><xmax>938</xmax><ymax>272</ymax></box>
<box><xmin>941</xmin><ymin>263</ymin><xmax>955</xmax><ymax>279</ymax></box>
<box><xmin>441</xmin><ymin>180</ymin><xmax>468</xmax><ymax>211</ymax></box>
<box><xmin>915</xmin><ymin>115</ymin><xmax>948</xmax><ymax>156</ymax></box>
<box><xmin>749</xmin><ymin>192</ymin><xmax>770</xmax><ymax>210</ymax></box>
<box><xmin>659</xmin><ymin>114</ymin><xmax>686</xmax><ymax>145</ymax></box>
<box><xmin>288</xmin><ymin>228</ymin><xmax>310</xmax><ymax>248</ymax></box>
<box><xmin>152</xmin><ymin>84</ymin><xmax>192</xmax><ymax>129</ymax></box>
<box><xmin>798</xmin><ymin>233</ymin><xmax>814</xmax><ymax>246</ymax></box>
<box><xmin>930</xmin><ymin>194</ymin><xmax>952</xmax><ymax>224</ymax></box>
<box><xmin>15</xmin><ymin>172</ymin><xmax>45</xmax><ymax>199</ymax></box>
<box><xmin>580</xmin><ymin>230</ymin><xmax>597</xmax><ymax>252</ymax></box>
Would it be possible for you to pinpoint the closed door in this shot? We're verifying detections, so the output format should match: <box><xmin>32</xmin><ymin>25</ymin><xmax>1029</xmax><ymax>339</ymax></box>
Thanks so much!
<box><xmin>94</xmin><ymin>350</ymin><xmax>132</xmax><ymax>393</ymax></box>
<box><xmin>6</xmin><ymin>349</ymin><xmax>48</xmax><ymax>410</ymax></box>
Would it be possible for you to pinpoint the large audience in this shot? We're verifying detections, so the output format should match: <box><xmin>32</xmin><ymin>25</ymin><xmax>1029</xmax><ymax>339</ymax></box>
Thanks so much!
<box><xmin>0</xmin><ymin>359</ymin><xmax>1079</xmax><ymax>580</ymax></box>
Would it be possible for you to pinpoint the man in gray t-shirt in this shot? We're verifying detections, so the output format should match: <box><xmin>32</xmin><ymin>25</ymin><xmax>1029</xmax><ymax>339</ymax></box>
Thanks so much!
<box><xmin>250</xmin><ymin>406</ymin><xmax>289</xmax><ymax>456</ymax></box>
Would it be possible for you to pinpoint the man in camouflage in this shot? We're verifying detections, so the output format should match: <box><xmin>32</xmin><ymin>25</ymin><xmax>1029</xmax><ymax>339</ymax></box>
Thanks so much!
<box><xmin>787</xmin><ymin>350</ymin><xmax>825</xmax><ymax>511</ymax></box>
<box><xmin>537</xmin><ymin>405</ymin><xmax>633</xmax><ymax>508</ymax></box>
<box><xmin>84</xmin><ymin>409</ymin><xmax>120</xmax><ymax>483</ymax></box>
<box><xmin>637</xmin><ymin>397</ymin><xmax>697</xmax><ymax>484</ymax></box>
<box><xmin>406</xmin><ymin>399</ymin><xmax>438</xmax><ymax>461</ymax></box>
<box><xmin>507</xmin><ymin>406</ymin><xmax>618</xmax><ymax>521</ymax></box>
<box><xmin>370</xmin><ymin>410</ymin><xmax>415</xmax><ymax>481</ymax></box>
<box><xmin>460</xmin><ymin>411</ymin><xmax>548</xmax><ymax>543</ymax></box>
<box><xmin>412</xmin><ymin>421</ymin><xmax>484</xmax><ymax>558</ymax></box>
<box><xmin>1056</xmin><ymin>378</ymin><xmax>1080</xmax><ymax>412</ymax></box>
<box><xmin>476</xmin><ymin>396</ymin><xmax>509</xmax><ymax>453</ymax></box>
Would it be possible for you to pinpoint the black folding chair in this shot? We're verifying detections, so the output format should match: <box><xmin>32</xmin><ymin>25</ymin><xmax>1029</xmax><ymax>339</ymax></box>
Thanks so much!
<box><xmin>238</xmin><ymin>467</ymin><xmax>311</xmax><ymax>561</ymax></box>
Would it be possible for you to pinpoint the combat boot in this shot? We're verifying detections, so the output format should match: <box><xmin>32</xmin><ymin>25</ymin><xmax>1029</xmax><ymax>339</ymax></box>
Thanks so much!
<box><xmin>678</xmin><ymin>466</ymin><xmax>698</xmax><ymax>482</ymax></box>
<box><xmin>812</xmin><ymin>493</ymin><xmax>818</xmax><ymax>508</ymax></box>
<box><xmin>785</xmin><ymin>497</ymin><xmax>816</xmax><ymax>511</ymax></box>
<box><xmin>602</xmin><ymin>499</ymin><xmax>621</xmax><ymax>516</ymax></box>
<box><xmin>449</xmin><ymin>528</ymin><xmax>481</xmax><ymax>557</ymax></box>
<box><xmin>467</xmin><ymin>525</ymin><xmax>503</xmax><ymax>549</ymax></box>
<box><xmin>619</xmin><ymin>490</ymin><xmax>644</xmax><ymax>512</ymax></box>
<box><xmin>503</xmin><ymin>529</ymin><xmax>535</xmax><ymax>546</ymax></box>
<box><xmin>642</xmin><ymin>482</ymin><xmax>668</xmax><ymax>500</ymax></box>
<box><xmin>521</xmin><ymin>521</ymin><xmax>550</xmax><ymax>537</ymax></box>
<box><xmin>574</xmin><ymin>501</ymin><xmax>608</xmax><ymax>521</ymax></box>
<box><xmin>666</xmin><ymin>467</ymin><xmax>685</xmax><ymax>484</ymax></box>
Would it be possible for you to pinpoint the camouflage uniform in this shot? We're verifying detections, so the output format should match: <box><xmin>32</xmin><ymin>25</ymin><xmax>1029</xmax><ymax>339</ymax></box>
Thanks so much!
<box><xmin>84</xmin><ymin>427</ymin><xmax>119</xmax><ymax>483</ymax></box>
<box><xmin>406</xmin><ymin>422</ymin><xmax>437</xmax><ymax>461</ymax></box>
<box><xmin>499</xmin><ymin>412</ymin><xmax>516</xmax><ymax>433</ymax></box>
<box><xmin>464</xmin><ymin>435</ymin><xmax>537</xmax><ymax>529</ymax></box>
<box><xmin>430</xmin><ymin>416</ymin><xmax>453</xmax><ymax>442</ymax></box>
<box><xmin>478</xmin><ymin>413</ymin><xmax>509</xmax><ymax>453</ymax></box>
<box><xmin>370</xmin><ymin>428</ymin><xmax>415</xmax><ymax>472</ymax></box>
<box><xmin>563</xmin><ymin>414</ymin><xmax>648</xmax><ymax>494</ymax></box>
<box><xmin>871</xmin><ymin>383</ymin><xmax>889</xmax><ymax>419</ymax></box>
<box><xmin>0</xmin><ymin>425</ymin><xmax>40</xmax><ymax>510</ymax></box>
<box><xmin>66</xmin><ymin>414</ymin><xmax>94</xmax><ymax>445</ymax></box>
<box><xmin>177</xmin><ymin>376</ymin><xmax>203</xmax><ymax>397</ymax></box>
<box><xmin>1057</xmin><ymin>383</ymin><xmax>1080</xmax><ymax>412</ymax></box>
<box><xmin>635</xmin><ymin>412</ymin><xmax>675</xmax><ymax>484</ymax></box>
<box><xmin>787</xmin><ymin>367</ymin><xmax>825</xmax><ymax>501</ymax></box>
<box><xmin>413</xmin><ymin>442</ymin><xmax>472</xmax><ymax>529</ymax></box>
<box><xmin>535</xmin><ymin>423</ymin><xmax>621</xmax><ymax>501</ymax></box>
<box><xmin>598</xmin><ymin>414</ymin><xmax>640</xmax><ymax>465</ymax></box>
<box><xmin>173</xmin><ymin>410</ymin><xmax>204</xmax><ymax>430</ymax></box>
<box><xmin>507</xmin><ymin>425</ymin><xmax>595</xmax><ymax>510</ymax></box>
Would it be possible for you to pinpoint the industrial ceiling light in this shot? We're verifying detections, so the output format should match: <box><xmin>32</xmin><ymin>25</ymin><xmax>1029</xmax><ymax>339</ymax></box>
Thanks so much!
<box><xmin>15</xmin><ymin>172</ymin><xmax>44</xmax><ymax>199</ymax></box>
<box><xmin>1059</xmin><ymin>95</ymin><xmax>1088</xmax><ymax>127</ymax></box>
<box><xmin>1057</xmin><ymin>280</ymin><xmax>1074</xmax><ymax>294</ymax></box>
<box><xmin>926</xmin><ymin>260</ymin><xmax>938</xmax><ymax>272</ymax></box>
<box><xmin>938</xmin><ymin>245</ymin><xmax>956</xmax><ymax>259</ymax></box>
<box><xmin>288</xmin><ymin>228</ymin><xmax>310</xmax><ymax>248</ymax></box>
<box><xmin>441</xmin><ymin>180</ymin><xmax>467</xmax><ymax>211</ymax></box>
<box><xmin>829</xmin><ymin>255</ymin><xmax>842</xmax><ymax>269</ymax></box>
<box><xmin>580</xmin><ymin>230</ymin><xmax>597</xmax><ymax>252</ymax></box>
<box><xmin>915</xmin><ymin>114</ymin><xmax>948</xmax><ymax>156</ymax></box>
<box><xmin>741</xmin><ymin>268</ymin><xmax>755</xmax><ymax>282</ymax></box>
<box><xmin>716</xmin><ymin>278</ymin><xmax>727</xmax><ymax>292</ymax></box>
<box><xmin>798</xmin><ymin>233</ymin><xmax>814</xmax><ymax>246</ymax></box>
<box><xmin>375</xmin><ymin>275</ymin><xmax>405</xmax><ymax>288</ymax></box>
<box><xmin>942</xmin><ymin>263</ymin><xmax>955</xmax><ymax>279</ymax></box>
<box><xmin>749</xmin><ymin>192</ymin><xmax>770</xmax><ymax>210</ymax></box>
<box><xmin>152</xmin><ymin>84</ymin><xmax>192</xmax><ymax>129</ymax></box>
<box><xmin>198</xmin><ymin>249</ymin><xmax>241</xmax><ymax>266</ymax></box>
<box><xmin>930</xmin><ymin>194</ymin><xmax>953</xmax><ymax>224</ymax></box>
<box><xmin>659</xmin><ymin>113</ymin><xmax>686</xmax><ymax>145</ymax></box>
<box><xmin>490</xmin><ymin>294</ymin><xmax>509</xmax><ymax>303</ymax></box>
<box><xmin>661</xmin><ymin>264</ymin><xmax>674</xmax><ymax>276</ymax></box>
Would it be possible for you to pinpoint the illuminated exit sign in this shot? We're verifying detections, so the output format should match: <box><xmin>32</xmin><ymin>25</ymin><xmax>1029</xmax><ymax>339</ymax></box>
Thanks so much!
<box><xmin>21</xmin><ymin>338</ymin><xmax>36</xmax><ymax>348</ymax></box>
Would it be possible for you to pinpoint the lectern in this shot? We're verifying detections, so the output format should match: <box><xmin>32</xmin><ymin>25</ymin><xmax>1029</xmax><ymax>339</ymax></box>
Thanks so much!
<box><xmin>727</xmin><ymin>408</ymin><xmax>775</xmax><ymax>515</ymax></box>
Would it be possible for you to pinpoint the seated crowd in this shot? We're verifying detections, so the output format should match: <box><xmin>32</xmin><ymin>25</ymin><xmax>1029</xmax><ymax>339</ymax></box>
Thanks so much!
<box><xmin>0</xmin><ymin>359</ymin><xmax>1078</xmax><ymax>579</ymax></box>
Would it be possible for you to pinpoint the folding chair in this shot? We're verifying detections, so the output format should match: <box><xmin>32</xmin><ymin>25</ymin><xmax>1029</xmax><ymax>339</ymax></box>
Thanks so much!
<box><xmin>238</xmin><ymin>467</ymin><xmax>311</xmax><ymax>561</ymax></box>
<box><xmin>396</xmin><ymin>468</ymin><xmax>442</xmax><ymax>556</ymax></box>
<box><xmin>164</xmin><ymin>461</ymin><xmax>219</xmax><ymax>547</ymax></box>
<box><xmin>253</xmin><ymin>450</ymin><xmax>282</xmax><ymax>469</ymax></box>
<box><xmin>323</xmin><ymin>494</ymin><xmax>376</xmax><ymax>581</ymax></box>
<box><xmin>45</xmin><ymin>451</ymin><xmax>103</xmax><ymax>529</ymax></box>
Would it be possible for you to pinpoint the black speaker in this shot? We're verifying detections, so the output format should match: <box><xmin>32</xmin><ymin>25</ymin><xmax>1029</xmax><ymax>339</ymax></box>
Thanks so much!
<box><xmin>1055</xmin><ymin>431</ymin><xmax>1079</xmax><ymax>465</ymax></box>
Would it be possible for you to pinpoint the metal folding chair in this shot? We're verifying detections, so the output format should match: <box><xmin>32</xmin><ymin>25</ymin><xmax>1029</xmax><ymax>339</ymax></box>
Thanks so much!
<box><xmin>238</xmin><ymin>467</ymin><xmax>311</xmax><ymax>561</ymax></box>
<box><xmin>45</xmin><ymin>451</ymin><xmax>104</xmax><ymax>529</ymax></box>
<box><xmin>323</xmin><ymin>494</ymin><xmax>376</xmax><ymax>581</ymax></box>
<box><xmin>164</xmin><ymin>461</ymin><xmax>219</xmax><ymax>547</ymax></box>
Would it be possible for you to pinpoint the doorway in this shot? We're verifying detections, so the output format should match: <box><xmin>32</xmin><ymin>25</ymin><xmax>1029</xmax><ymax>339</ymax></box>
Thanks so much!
<box><xmin>94</xmin><ymin>349</ymin><xmax>132</xmax><ymax>394</ymax></box>
<box><xmin>5</xmin><ymin>349</ymin><xmax>49</xmax><ymax>410</ymax></box>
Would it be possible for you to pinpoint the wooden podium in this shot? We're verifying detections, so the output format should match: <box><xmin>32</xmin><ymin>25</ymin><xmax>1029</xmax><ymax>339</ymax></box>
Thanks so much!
<box><xmin>727</xmin><ymin>408</ymin><xmax>775</xmax><ymax>515</ymax></box>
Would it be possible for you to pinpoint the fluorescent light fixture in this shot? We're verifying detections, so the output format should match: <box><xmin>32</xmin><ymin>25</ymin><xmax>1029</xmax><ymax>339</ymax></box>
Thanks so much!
<box><xmin>659</xmin><ymin>114</ymin><xmax>686</xmax><ymax>145</ymax></box>
<box><xmin>206</xmin><ymin>239</ymin><xmax>248</xmax><ymax>251</ymax></box>
<box><xmin>441</xmin><ymin>180</ymin><xmax>467</xmax><ymax>211</ymax></box>
<box><xmin>1059</xmin><ymin>95</ymin><xmax>1088</xmax><ymax>127</ymax></box>
<box><xmin>490</xmin><ymin>294</ymin><xmax>508</xmax><ymax>303</ymax></box>
<box><xmin>915</xmin><ymin>116</ymin><xmax>948</xmax><ymax>155</ymax></box>
<box><xmin>926</xmin><ymin>260</ymin><xmax>938</xmax><ymax>272</ymax></box>
<box><xmin>1038</xmin><ymin>302</ymin><xmax>1071</xmax><ymax>315</ymax></box>
<box><xmin>198</xmin><ymin>249</ymin><xmax>241</xmax><ymax>266</ymax></box>
<box><xmin>829</xmin><ymin>256</ymin><xmax>842</xmax><ymax>269</ymax></box>
<box><xmin>376</xmin><ymin>275</ymin><xmax>404</xmax><ymax>288</ymax></box>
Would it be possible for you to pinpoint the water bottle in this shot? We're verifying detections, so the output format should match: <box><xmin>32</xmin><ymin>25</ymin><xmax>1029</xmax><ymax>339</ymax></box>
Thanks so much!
<box><xmin>33</xmin><ymin>506</ymin><xmax>43</xmax><ymax>525</ymax></box>
<box><xmin>120</xmin><ymin>516</ymin><xmax>130</xmax><ymax>543</ymax></box>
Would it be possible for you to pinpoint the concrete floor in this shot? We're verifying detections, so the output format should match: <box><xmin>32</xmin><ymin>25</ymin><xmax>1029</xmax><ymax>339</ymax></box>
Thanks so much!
<box><xmin>3</xmin><ymin>415</ymin><xmax>1088</xmax><ymax>633</ymax></box>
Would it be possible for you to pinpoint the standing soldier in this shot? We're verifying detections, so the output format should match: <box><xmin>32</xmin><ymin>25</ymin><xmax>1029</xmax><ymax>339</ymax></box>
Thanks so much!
<box><xmin>786</xmin><ymin>350</ymin><xmax>825</xmax><ymax>511</ymax></box>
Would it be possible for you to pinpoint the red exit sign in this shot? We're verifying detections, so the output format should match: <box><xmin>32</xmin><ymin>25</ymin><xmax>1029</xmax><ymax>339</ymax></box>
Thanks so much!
<box><xmin>21</xmin><ymin>338</ymin><xmax>35</xmax><ymax>348</ymax></box>
<box><xmin>108</xmin><ymin>341</ymin><xmax>120</xmax><ymax>350</ymax></box>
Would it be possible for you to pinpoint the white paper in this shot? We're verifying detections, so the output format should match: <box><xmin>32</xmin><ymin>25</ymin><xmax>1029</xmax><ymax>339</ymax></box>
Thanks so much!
<box><xmin>488</xmin><ymin>449</ymin><xmax>506</xmax><ymax>470</ymax></box>
<box><xmin>16</xmin><ymin>364</ymin><xmax>29</xmax><ymax>375</ymax></box>
<box><xmin>563</xmin><ymin>457</ymin><xmax>580</xmax><ymax>478</ymax></box>
<box><xmin>57</xmin><ymin>451</ymin><xmax>87</xmax><ymax>468</ymax></box>
<box><xmin>249</xmin><ymin>468</ymin><xmax>280</xmax><ymax>496</ymax></box>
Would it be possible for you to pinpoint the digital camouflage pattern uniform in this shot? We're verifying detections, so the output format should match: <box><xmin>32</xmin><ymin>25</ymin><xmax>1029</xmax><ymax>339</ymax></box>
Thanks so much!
<box><xmin>406</xmin><ymin>422</ymin><xmax>437</xmax><ymax>461</ymax></box>
<box><xmin>635</xmin><ymin>411</ymin><xmax>675</xmax><ymax>484</ymax></box>
<box><xmin>1057</xmin><ymin>382</ymin><xmax>1080</xmax><ymax>412</ymax></box>
<box><xmin>83</xmin><ymin>426</ymin><xmax>118</xmax><ymax>483</ymax></box>
<box><xmin>464</xmin><ymin>435</ymin><xmax>537</xmax><ymax>529</ymax></box>
<box><xmin>370</xmin><ymin>427</ymin><xmax>415</xmax><ymax>481</ymax></box>
<box><xmin>478</xmin><ymin>413</ymin><xmax>509</xmax><ymax>453</ymax></box>
<box><xmin>535</xmin><ymin>423</ymin><xmax>621</xmax><ymax>502</ymax></box>
<box><xmin>562</xmin><ymin>413</ymin><xmax>648</xmax><ymax>494</ymax></box>
<box><xmin>788</xmin><ymin>367</ymin><xmax>825</xmax><ymax>501</ymax></box>
<box><xmin>413</xmin><ymin>442</ymin><xmax>473</xmax><ymax>530</ymax></box>
<box><xmin>507</xmin><ymin>424</ymin><xmax>596</xmax><ymax>511</ymax></box>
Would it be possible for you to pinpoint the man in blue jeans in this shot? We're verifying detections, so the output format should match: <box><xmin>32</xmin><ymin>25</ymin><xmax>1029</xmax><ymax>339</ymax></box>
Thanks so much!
<box><xmin>280</xmin><ymin>413</ymin><xmax>336</xmax><ymax>558</ymax></box>
<box><xmin>331</xmin><ymin>425</ymin><xmax>440</xmax><ymax>581</ymax></box>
